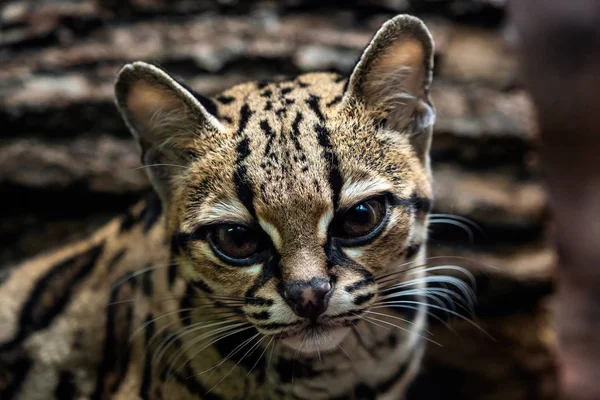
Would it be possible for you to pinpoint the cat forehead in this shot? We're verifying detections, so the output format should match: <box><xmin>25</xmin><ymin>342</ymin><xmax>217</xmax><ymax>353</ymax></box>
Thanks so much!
<box><xmin>179</xmin><ymin>71</ymin><xmax>426</xmax><ymax>229</ymax></box>
<box><xmin>193</xmin><ymin>74</ymin><xmax>347</xmax><ymax>223</ymax></box>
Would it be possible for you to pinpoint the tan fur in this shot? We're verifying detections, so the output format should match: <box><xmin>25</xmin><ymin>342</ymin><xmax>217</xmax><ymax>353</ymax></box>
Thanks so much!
<box><xmin>0</xmin><ymin>14</ymin><xmax>440</xmax><ymax>400</ymax></box>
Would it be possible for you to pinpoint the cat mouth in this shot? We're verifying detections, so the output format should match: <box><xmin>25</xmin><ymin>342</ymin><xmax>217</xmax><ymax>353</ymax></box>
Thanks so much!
<box><xmin>277</xmin><ymin>321</ymin><xmax>352</xmax><ymax>353</ymax></box>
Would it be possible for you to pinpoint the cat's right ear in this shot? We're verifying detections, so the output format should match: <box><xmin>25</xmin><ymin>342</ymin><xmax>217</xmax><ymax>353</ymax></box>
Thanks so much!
<box><xmin>114</xmin><ymin>62</ymin><xmax>223</xmax><ymax>204</ymax></box>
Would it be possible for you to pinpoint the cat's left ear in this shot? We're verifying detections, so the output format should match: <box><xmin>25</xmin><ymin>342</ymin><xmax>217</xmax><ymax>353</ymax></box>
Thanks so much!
<box><xmin>343</xmin><ymin>15</ymin><xmax>435</xmax><ymax>160</ymax></box>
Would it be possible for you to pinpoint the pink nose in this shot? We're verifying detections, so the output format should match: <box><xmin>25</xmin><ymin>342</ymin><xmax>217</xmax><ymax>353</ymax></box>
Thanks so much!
<box><xmin>283</xmin><ymin>277</ymin><xmax>333</xmax><ymax>320</ymax></box>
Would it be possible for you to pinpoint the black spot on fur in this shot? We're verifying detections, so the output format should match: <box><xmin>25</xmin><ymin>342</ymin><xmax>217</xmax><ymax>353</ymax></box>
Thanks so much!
<box><xmin>257</xmin><ymin>81</ymin><xmax>269</xmax><ymax>89</ymax></box>
<box><xmin>191</xmin><ymin>279</ymin><xmax>213</xmax><ymax>294</ymax></box>
<box><xmin>327</xmin><ymin>95</ymin><xmax>343</xmax><ymax>107</ymax></box>
<box><xmin>139</xmin><ymin>315</ymin><xmax>155</xmax><ymax>400</ymax></box>
<box><xmin>260</xmin><ymin>89</ymin><xmax>273</xmax><ymax>98</ymax></box>
<box><xmin>216</xmin><ymin>95</ymin><xmax>235</xmax><ymax>105</ymax></box>
<box><xmin>261</xmin><ymin>119</ymin><xmax>276</xmax><ymax>158</ymax></box>
<box><xmin>0</xmin><ymin>244</ymin><xmax>104</xmax><ymax>352</ymax></box>
<box><xmin>306</xmin><ymin>95</ymin><xmax>325</xmax><ymax>122</ymax></box>
<box><xmin>245</xmin><ymin>297</ymin><xmax>274</xmax><ymax>306</ymax></box>
<box><xmin>249</xmin><ymin>311</ymin><xmax>271</xmax><ymax>320</ymax></box>
<box><xmin>345</xmin><ymin>276</ymin><xmax>375</xmax><ymax>293</ymax></box>
<box><xmin>168</xmin><ymin>263</ymin><xmax>177</xmax><ymax>287</ymax></box>
<box><xmin>107</xmin><ymin>249</ymin><xmax>126</xmax><ymax>272</ymax></box>
<box><xmin>140</xmin><ymin>192</ymin><xmax>162</xmax><ymax>233</ymax></box>
<box><xmin>235</xmin><ymin>104</ymin><xmax>253</xmax><ymax>137</ymax></box>
<box><xmin>0</xmin><ymin>352</ymin><xmax>32</xmax><ymax>399</ymax></box>
<box><xmin>55</xmin><ymin>371</ymin><xmax>77</xmax><ymax>399</ymax></box>
<box><xmin>281</xmin><ymin>87</ymin><xmax>293</xmax><ymax>95</ymax></box>
<box><xmin>119</xmin><ymin>210</ymin><xmax>137</xmax><ymax>232</ymax></box>
<box><xmin>297</xmin><ymin>80</ymin><xmax>309</xmax><ymax>88</ymax></box>
<box><xmin>222</xmin><ymin>115</ymin><xmax>233</xmax><ymax>123</ymax></box>
<box><xmin>264</xmin><ymin>101</ymin><xmax>273</xmax><ymax>111</ymax></box>
<box><xmin>353</xmin><ymin>292</ymin><xmax>375</xmax><ymax>306</ymax></box>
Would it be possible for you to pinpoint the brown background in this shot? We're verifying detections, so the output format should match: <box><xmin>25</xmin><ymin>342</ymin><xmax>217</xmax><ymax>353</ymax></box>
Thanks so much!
<box><xmin>0</xmin><ymin>1</ymin><xmax>556</xmax><ymax>399</ymax></box>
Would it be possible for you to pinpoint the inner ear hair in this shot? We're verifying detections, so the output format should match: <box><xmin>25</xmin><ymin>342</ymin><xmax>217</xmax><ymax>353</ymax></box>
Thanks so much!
<box><xmin>345</xmin><ymin>15</ymin><xmax>435</xmax><ymax>137</ymax></box>
<box><xmin>114</xmin><ymin>62</ymin><xmax>221</xmax><ymax>205</ymax></box>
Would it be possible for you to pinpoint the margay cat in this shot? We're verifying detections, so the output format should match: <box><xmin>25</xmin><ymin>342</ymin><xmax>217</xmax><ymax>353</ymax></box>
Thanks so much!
<box><xmin>0</xmin><ymin>15</ymin><xmax>441</xmax><ymax>399</ymax></box>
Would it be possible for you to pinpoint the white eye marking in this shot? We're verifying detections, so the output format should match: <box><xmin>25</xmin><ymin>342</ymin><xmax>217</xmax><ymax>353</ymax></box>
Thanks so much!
<box><xmin>243</xmin><ymin>264</ymin><xmax>262</xmax><ymax>275</ymax></box>
<box><xmin>344</xmin><ymin>248</ymin><xmax>363</xmax><ymax>258</ymax></box>
<box><xmin>258</xmin><ymin>218</ymin><xmax>282</xmax><ymax>250</ymax></box>
<box><xmin>340</xmin><ymin>178</ymin><xmax>393</xmax><ymax>210</ymax></box>
<box><xmin>198</xmin><ymin>198</ymin><xmax>252</xmax><ymax>225</ymax></box>
<box><xmin>317</xmin><ymin>208</ymin><xmax>334</xmax><ymax>241</ymax></box>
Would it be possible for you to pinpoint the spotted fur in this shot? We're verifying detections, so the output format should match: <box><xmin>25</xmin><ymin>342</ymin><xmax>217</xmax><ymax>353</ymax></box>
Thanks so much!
<box><xmin>0</xmin><ymin>15</ymin><xmax>436</xmax><ymax>399</ymax></box>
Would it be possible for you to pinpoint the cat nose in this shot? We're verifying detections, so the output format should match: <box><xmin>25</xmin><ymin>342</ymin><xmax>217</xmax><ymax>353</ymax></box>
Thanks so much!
<box><xmin>283</xmin><ymin>277</ymin><xmax>333</xmax><ymax>320</ymax></box>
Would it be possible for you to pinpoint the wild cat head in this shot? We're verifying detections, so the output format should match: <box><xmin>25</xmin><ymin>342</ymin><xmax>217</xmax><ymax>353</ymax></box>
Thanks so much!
<box><xmin>114</xmin><ymin>15</ymin><xmax>435</xmax><ymax>353</ymax></box>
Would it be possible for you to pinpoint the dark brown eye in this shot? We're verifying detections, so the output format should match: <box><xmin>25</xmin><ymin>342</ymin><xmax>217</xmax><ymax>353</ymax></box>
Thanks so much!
<box><xmin>209</xmin><ymin>225</ymin><xmax>260</xmax><ymax>261</ymax></box>
<box><xmin>341</xmin><ymin>198</ymin><xmax>386</xmax><ymax>238</ymax></box>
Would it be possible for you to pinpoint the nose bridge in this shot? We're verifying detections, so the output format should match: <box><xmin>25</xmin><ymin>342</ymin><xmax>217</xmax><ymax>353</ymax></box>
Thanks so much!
<box><xmin>280</xmin><ymin>244</ymin><xmax>328</xmax><ymax>283</ymax></box>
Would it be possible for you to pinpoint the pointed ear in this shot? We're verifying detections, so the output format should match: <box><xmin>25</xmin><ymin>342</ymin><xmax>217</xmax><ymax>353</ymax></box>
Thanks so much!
<box><xmin>344</xmin><ymin>15</ymin><xmax>435</xmax><ymax>161</ymax></box>
<box><xmin>115</xmin><ymin>62</ymin><xmax>223</xmax><ymax>204</ymax></box>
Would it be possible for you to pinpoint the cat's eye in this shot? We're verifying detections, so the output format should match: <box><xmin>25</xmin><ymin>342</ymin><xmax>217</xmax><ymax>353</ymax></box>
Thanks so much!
<box><xmin>341</xmin><ymin>198</ymin><xmax>386</xmax><ymax>237</ymax></box>
<box><xmin>208</xmin><ymin>224</ymin><xmax>262</xmax><ymax>263</ymax></box>
<box><xmin>332</xmin><ymin>196</ymin><xmax>389</xmax><ymax>246</ymax></box>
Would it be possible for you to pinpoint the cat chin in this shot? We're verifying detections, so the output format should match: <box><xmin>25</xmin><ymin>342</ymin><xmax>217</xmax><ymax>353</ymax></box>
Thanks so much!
<box><xmin>280</xmin><ymin>325</ymin><xmax>351</xmax><ymax>354</ymax></box>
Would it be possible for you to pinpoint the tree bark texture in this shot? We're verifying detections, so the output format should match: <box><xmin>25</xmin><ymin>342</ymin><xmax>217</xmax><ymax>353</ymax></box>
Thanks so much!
<box><xmin>0</xmin><ymin>1</ymin><xmax>556</xmax><ymax>399</ymax></box>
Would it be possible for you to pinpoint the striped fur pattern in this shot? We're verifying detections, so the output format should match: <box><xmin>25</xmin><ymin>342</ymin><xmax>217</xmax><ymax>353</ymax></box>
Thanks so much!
<box><xmin>0</xmin><ymin>15</ymin><xmax>436</xmax><ymax>399</ymax></box>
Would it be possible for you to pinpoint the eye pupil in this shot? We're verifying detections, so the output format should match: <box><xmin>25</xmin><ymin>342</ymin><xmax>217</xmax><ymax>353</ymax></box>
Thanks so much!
<box><xmin>341</xmin><ymin>198</ymin><xmax>386</xmax><ymax>238</ymax></box>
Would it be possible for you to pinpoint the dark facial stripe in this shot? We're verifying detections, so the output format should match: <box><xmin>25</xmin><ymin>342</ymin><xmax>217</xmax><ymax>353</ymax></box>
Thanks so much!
<box><xmin>245</xmin><ymin>297</ymin><xmax>274</xmax><ymax>306</ymax></box>
<box><xmin>345</xmin><ymin>276</ymin><xmax>375</xmax><ymax>293</ymax></box>
<box><xmin>405</xmin><ymin>242</ymin><xmax>422</xmax><ymax>260</ymax></box>
<box><xmin>248</xmin><ymin>311</ymin><xmax>270</xmax><ymax>320</ymax></box>
<box><xmin>139</xmin><ymin>315</ymin><xmax>155</xmax><ymax>400</ymax></box>
<box><xmin>244</xmin><ymin>254</ymin><xmax>281</xmax><ymax>300</ymax></box>
<box><xmin>391</xmin><ymin>194</ymin><xmax>433</xmax><ymax>214</ymax></box>
<box><xmin>107</xmin><ymin>249</ymin><xmax>127</xmax><ymax>273</ymax></box>
<box><xmin>0</xmin><ymin>243</ymin><xmax>104</xmax><ymax>352</ymax></box>
<box><xmin>306</xmin><ymin>95</ymin><xmax>325</xmax><ymax>122</ymax></box>
<box><xmin>234</xmin><ymin>133</ymin><xmax>257</xmax><ymax>219</ymax></box>
<box><xmin>316</xmin><ymin>125</ymin><xmax>343</xmax><ymax>209</ymax></box>
<box><xmin>353</xmin><ymin>292</ymin><xmax>375</xmax><ymax>306</ymax></box>
<box><xmin>55</xmin><ymin>370</ymin><xmax>76</xmax><ymax>400</ymax></box>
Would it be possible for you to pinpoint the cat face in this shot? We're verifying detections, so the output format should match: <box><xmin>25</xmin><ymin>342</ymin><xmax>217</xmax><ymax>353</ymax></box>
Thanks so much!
<box><xmin>115</xmin><ymin>14</ymin><xmax>434</xmax><ymax>352</ymax></box>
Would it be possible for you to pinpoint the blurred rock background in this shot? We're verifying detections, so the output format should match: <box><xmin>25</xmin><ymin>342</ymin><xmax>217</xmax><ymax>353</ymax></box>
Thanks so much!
<box><xmin>0</xmin><ymin>0</ymin><xmax>555</xmax><ymax>399</ymax></box>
